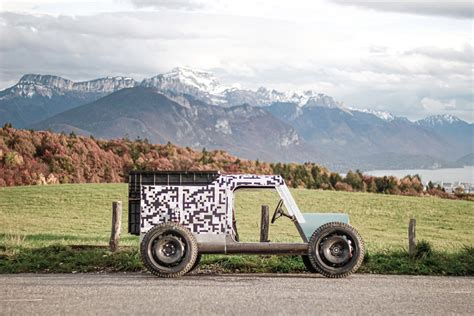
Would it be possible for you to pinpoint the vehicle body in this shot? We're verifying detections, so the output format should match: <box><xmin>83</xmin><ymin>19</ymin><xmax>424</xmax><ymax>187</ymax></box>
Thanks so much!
<box><xmin>128</xmin><ymin>170</ymin><xmax>365</xmax><ymax>278</ymax></box>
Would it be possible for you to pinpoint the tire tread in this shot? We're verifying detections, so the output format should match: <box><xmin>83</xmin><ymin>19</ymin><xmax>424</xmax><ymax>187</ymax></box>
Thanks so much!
<box><xmin>307</xmin><ymin>222</ymin><xmax>365</xmax><ymax>278</ymax></box>
<box><xmin>140</xmin><ymin>222</ymin><xmax>198</xmax><ymax>278</ymax></box>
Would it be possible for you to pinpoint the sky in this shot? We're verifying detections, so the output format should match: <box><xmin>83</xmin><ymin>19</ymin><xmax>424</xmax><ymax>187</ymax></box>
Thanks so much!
<box><xmin>0</xmin><ymin>0</ymin><xmax>472</xmax><ymax>122</ymax></box>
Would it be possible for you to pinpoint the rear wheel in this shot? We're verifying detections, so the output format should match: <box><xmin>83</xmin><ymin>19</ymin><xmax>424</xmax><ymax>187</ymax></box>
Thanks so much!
<box><xmin>189</xmin><ymin>254</ymin><xmax>202</xmax><ymax>272</ymax></box>
<box><xmin>140</xmin><ymin>222</ymin><xmax>198</xmax><ymax>278</ymax></box>
<box><xmin>308</xmin><ymin>222</ymin><xmax>364</xmax><ymax>278</ymax></box>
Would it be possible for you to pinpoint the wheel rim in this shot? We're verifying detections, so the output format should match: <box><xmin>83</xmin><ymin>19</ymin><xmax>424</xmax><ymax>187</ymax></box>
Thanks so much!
<box><xmin>154</xmin><ymin>235</ymin><xmax>184</xmax><ymax>265</ymax></box>
<box><xmin>316</xmin><ymin>230</ymin><xmax>357</xmax><ymax>270</ymax></box>
<box><xmin>147</xmin><ymin>231</ymin><xmax>187</xmax><ymax>269</ymax></box>
<box><xmin>320</xmin><ymin>235</ymin><xmax>351</xmax><ymax>264</ymax></box>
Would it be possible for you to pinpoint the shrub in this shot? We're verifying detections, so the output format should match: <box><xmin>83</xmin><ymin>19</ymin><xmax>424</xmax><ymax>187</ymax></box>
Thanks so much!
<box><xmin>335</xmin><ymin>182</ymin><xmax>353</xmax><ymax>192</ymax></box>
<box><xmin>344</xmin><ymin>170</ymin><xmax>364</xmax><ymax>191</ymax></box>
<box><xmin>415</xmin><ymin>240</ymin><xmax>433</xmax><ymax>260</ymax></box>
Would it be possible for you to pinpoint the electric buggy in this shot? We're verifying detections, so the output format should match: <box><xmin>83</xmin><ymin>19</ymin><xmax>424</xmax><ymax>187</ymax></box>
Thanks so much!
<box><xmin>128</xmin><ymin>171</ymin><xmax>365</xmax><ymax>278</ymax></box>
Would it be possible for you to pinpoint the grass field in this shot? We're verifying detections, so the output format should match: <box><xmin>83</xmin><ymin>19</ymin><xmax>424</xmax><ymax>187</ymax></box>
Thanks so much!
<box><xmin>0</xmin><ymin>183</ymin><xmax>473</xmax><ymax>274</ymax></box>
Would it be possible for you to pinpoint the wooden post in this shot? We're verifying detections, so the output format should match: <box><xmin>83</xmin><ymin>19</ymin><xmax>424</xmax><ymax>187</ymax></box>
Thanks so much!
<box><xmin>260</xmin><ymin>205</ymin><xmax>270</xmax><ymax>242</ymax></box>
<box><xmin>408</xmin><ymin>218</ymin><xmax>416</xmax><ymax>256</ymax></box>
<box><xmin>109</xmin><ymin>201</ymin><xmax>122</xmax><ymax>252</ymax></box>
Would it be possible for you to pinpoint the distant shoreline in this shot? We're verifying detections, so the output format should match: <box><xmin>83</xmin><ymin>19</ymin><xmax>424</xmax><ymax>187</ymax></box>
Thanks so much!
<box><xmin>365</xmin><ymin>166</ymin><xmax>474</xmax><ymax>184</ymax></box>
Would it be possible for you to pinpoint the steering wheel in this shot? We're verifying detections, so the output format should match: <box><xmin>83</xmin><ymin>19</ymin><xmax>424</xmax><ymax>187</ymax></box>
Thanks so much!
<box><xmin>271</xmin><ymin>199</ymin><xmax>285</xmax><ymax>224</ymax></box>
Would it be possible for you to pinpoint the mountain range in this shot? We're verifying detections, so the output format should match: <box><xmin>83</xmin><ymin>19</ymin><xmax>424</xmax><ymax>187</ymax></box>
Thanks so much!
<box><xmin>1</xmin><ymin>67</ymin><xmax>472</xmax><ymax>171</ymax></box>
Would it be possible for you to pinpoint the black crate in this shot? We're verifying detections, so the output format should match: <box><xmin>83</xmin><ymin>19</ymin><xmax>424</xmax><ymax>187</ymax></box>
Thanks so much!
<box><xmin>128</xmin><ymin>199</ymin><xmax>140</xmax><ymax>235</ymax></box>
<box><xmin>127</xmin><ymin>170</ymin><xmax>220</xmax><ymax>235</ymax></box>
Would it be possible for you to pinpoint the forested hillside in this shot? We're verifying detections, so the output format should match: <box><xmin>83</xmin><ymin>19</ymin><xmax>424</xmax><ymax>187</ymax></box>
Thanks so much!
<box><xmin>0</xmin><ymin>125</ymin><xmax>277</xmax><ymax>186</ymax></box>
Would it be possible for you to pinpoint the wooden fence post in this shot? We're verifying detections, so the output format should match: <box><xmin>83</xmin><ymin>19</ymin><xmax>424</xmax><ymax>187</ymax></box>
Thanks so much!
<box><xmin>408</xmin><ymin>218</ymin><xmax>416</xmax><ymax>256</ymax></box>
<box><xmin>260</xmin><ymin>205</ymin><xmax>270</xmax><ymax>242</ymax></box>
<box><xmin>109</xmin><ymin>201</ymin><xmax>122</xmax><ymax>252</ymax></box>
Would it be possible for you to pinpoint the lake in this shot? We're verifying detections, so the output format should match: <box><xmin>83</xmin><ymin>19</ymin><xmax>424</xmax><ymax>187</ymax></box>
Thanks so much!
<box><xmin>365</xmin><ymin>166</ymin><xmax>474</xmax><ymax>184</ymax></box>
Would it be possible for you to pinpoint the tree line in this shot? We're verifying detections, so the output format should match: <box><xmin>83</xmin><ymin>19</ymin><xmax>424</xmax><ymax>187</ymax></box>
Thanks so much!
<box><xmin>0</xmin><ymin>125</ymin><xmax>466</xmax><ymax>200</ymax></box>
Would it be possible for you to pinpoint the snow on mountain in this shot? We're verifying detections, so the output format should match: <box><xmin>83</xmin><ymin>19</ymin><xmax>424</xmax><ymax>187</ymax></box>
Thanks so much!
<box><xmin>140</xmin><ymin>67</ymin><xmax>228</xmax><ymax>105</ymax></box>
<box><xmin>6</xmin><ymin>68</ymin><xmax>344</xmax><ymax>111</ymax></box>
<box><xmin>350</xmin><ymin>108</ymin><xmax>395</xmax><ymax>121</ymax></box>
<box><xmin>139</xmin><ymin>67</ymin><xmax>344</xmax><ymax>109</ymax></box>
<box><xmin>73</xmin><ymin>76</ymin><xmax>136</xmax><ymax>93</ymax></box>
<box><xmin>141</xmin><ymin>67</ymin><xmax>221</xmax><ymax>93</ymax></box>
<box><xmin>5</xmin><ymin>74</ymin><xmax>137</xmax><ymax>99</ymax></box>
<box><xmin>223</xmin><ymin>86</ymin><xmax>343</xmax><ymax>108</ymax></box>
<box><xmin>8</xmin><ymin>75</ymin><xmax>73</xmax><ymax>98</ymax></box>
<box><xmin>416</xmin><ymin>114</ymin><xmax>463</xmax><ymax>126</ymax></box>
<box><xmin>247</xmin><ymin>87</ymin><xmax>342</xmax><ymax>108</ymax></box>
<box><xmin>7</xmin><ymin>68</ymin><xmax>469</xmax><ymax>131</ymax></box>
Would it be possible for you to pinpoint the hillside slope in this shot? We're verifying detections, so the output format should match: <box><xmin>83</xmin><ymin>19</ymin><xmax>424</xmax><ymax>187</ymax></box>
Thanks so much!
<box><xmin>267</xmin><ymin>103</ymin><xmax>467</xmax><ymax>164</ymax></box>
<box><xmin>0</xmin><ymin>126</ymin><xmax>277</xmax><ymax>186</ymax></box>
<box><xmin>32</xmin><ymin>87</ymin><xmax>318</xmax><ymax>162</ymax></box>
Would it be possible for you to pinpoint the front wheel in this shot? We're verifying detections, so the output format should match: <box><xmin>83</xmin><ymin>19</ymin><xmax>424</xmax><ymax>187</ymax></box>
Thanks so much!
<box><xmin>307</xmin><ymin>222</ymin><xmax>365</xmax><ymax>278</ymax></box>
<box><xmin>302</xmin><ymin>255</ymin><xmax>318</xmax><ymax>273</ymax></box>
<box><xmin>140</xmin><ymin>222</ymin><xmax>198</xmax><ymax>278</ymax></box>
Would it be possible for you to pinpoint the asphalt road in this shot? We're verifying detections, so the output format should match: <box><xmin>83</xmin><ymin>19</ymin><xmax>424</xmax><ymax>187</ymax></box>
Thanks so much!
<box><xmin>0</xmin><ymin>273</ymin><xmax>472</xmax><ymax>315</ymax></box>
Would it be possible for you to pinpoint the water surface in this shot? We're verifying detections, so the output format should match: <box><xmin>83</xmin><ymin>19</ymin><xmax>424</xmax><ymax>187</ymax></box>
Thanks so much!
<box><xmin>366</xmin><ymin>166</ymin><xmax>473</xmax><ymax>183</ymax></box>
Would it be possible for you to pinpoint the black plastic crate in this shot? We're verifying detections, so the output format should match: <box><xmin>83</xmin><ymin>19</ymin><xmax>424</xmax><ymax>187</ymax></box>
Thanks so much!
<box><xmin>128</xmin><ymin>199</ymin><xmax>140</xmax><ymax>235</ymax></box>
<box><xmin>127</xmin><ymin>170</ymin><xmax>220</xmax><ymax>235</ymax></box>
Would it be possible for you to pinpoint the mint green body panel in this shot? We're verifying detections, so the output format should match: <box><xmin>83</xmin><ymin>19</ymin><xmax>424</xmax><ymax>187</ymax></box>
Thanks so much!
<box><xmin>300</xmin><ymin>213</ymin><xmax>349</xmax><ymax>240</ymax></box>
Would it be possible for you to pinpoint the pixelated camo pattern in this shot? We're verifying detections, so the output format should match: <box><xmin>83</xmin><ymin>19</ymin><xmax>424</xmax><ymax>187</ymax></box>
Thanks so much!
<box><xmin>141</xmin><ymin>174</ymin><xmax>284</xmax><ymax>234</ymax></box>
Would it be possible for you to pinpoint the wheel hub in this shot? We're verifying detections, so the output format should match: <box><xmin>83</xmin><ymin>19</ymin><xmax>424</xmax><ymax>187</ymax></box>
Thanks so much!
<box><xmin>153</xmin><ymin>235</ymin><xmax>185</xmax><ymax>265</ymax></box>
<box><xmin>162</xmin><ymin>243</ymin><xmax>177</xmax><ymax>256</ymax></box>
<box><xmin>320</xmin><ymin>235</ymin><xmax>351</xmax><ymax>265</ymax></box>
<box><xmin>330</xmin><ymin>245</ymin><xmax>341</xmax><ymax>256</ymax></box>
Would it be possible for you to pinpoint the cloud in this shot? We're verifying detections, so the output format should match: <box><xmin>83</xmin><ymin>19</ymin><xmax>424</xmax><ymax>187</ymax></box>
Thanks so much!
<box><xmin>128</xmin><ymin>0</ymin><xmax>204</xmax><ymax>10</ymax></box>
<box><xmin>406</xmin><ymin>45</ymin><xmax>474</xmax><ymax>64</ymax></box>
<box><xmin>329</xmin><ymin>0</ymin><xmax>474</xmax><ymax>19</ymax></box>
<box><xmin>421</xmin><ymin>97</ymin><xmax>456</xmax><ymax>111</ymax></box>
<box><xmin>0</xmin><ymin>7</ymin><xmax>472</xmax><ymax>122</ymax></box>
<box><xmin>419</xmin><ymin>97</ymin><xmax>473</xmax><ymax>121</ymax></box>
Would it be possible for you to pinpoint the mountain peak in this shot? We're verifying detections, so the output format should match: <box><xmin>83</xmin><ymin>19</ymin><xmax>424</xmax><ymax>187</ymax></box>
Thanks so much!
<box><xmin>143</xmin><ymin>67</ymin><xmax>222</xmax><ymax>94</ymax></box>
<box><xmin>303</xmin><ymin>92</ymin><xmax>343</xmax><ymax>109</ymax></box>
<box><xmin>19</xmin><ymin>74</ymin><xmax>72</xmax><ymax>86</ymax></box>
<box><xmin>351</xmin><ymin>108</ymin><xmax>396</xmax><ymax>121</ymax></box>
<box><xmin>417</xmin><ymin>114</ymin><xmax>464</xmax><ymax>125</ymax></box>
<box><xmin>12</xmin><ymin>74</ymin><xmax>73</xmax><ymax>98</ymax></box>
<box><xmin>8</xmin><ymin>74</ymin><xmax>137</xmax><ymax>99</ymax></box>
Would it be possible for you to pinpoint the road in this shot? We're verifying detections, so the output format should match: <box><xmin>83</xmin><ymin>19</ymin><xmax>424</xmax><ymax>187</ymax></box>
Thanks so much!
<box><xmin>0</xmin><ymin>273</ymin><xmax>472</xmax><ymax>315</ymax></box>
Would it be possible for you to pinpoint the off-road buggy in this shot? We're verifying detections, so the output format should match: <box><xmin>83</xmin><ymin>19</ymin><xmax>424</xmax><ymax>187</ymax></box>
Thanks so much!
<box><xmin>128</xmin><ymin>171</ymin><xmax>365</xmax><ymax>278</ymax></box>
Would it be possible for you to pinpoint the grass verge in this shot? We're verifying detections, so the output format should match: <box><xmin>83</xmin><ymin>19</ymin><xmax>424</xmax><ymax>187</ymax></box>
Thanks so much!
<box><xmin>1</xmin><ymin>183</ymin><xmax>472</xmax><ymax>275</ymax></box>
<box><xmin>1</xmin><ymin>243</ymin><xmax>472</xmax><ymax>276</ymax></box>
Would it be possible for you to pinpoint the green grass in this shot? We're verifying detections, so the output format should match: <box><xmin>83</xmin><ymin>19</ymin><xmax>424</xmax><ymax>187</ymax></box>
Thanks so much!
<box><xmin>234</xmin><ymin>189</ymin><xmax>473</xmax><ymax>251</ymax></box>
<box><xmin>0</xmin><ymin>183</ymin><xmax>473</xmax><ymax>275</ymax></box>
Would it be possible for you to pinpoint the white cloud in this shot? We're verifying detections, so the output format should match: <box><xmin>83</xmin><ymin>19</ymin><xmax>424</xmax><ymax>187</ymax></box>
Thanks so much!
<box><xmin>421</xmin><ymin>97</ymin><xmax>457</xmax><ymax>111</ymax></box>
<box><xmin>129</xmin><ymin>0</ymin><xmax>204</xmax><ymax>10</ymax></box>
<box><xmin>330</xmin><ymin>0</ymin><xmax>474</xmax><ymax>19</ymax></box>
<box><xmin>406</xmin><ymin>45</ymin><xmax>474</xmax><ymax>64</ymax></box>
<box><xmin>0</xmin><ymin>1</ymin><xmax>472</xmax><ymax>121</ymax></box>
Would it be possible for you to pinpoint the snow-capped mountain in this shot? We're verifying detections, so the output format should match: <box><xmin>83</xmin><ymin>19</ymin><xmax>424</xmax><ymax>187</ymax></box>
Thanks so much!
<box><xmin>350</xmin><ymin>108</ymin><xmax>396</xmax><ymax>121</ymax></box>
<box><xmin>416</xmin><ymin>115</ymin><xmax>473</xmax><ymax>152</ymax></box>
<box><xmin>6</xmin><ymin>74</ymin><xmax>137</xmax><ymax>99</ymax></box>
<box><xmin>140</xmin><ymin>67</ymin><xmax>227</xmax><ymax>105</ymax></box>
<box><xmin>0</xmin><ymin>74</ymin><xmax>137</xmax><ymax>127</ymax></box>
<box><xmin>224</xmin><ymin>86</ymin><xmax>342</xmax><ymax>108</ymax></box>
<box><xmin>416</xmin><ymin>114</ymin><xmax>463</xmax><ymax>126</ymax></box>
<box><xmin>140</xmin><ymin>67</ymin><xmax>343</xmax><ymax>108</ymax></box>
